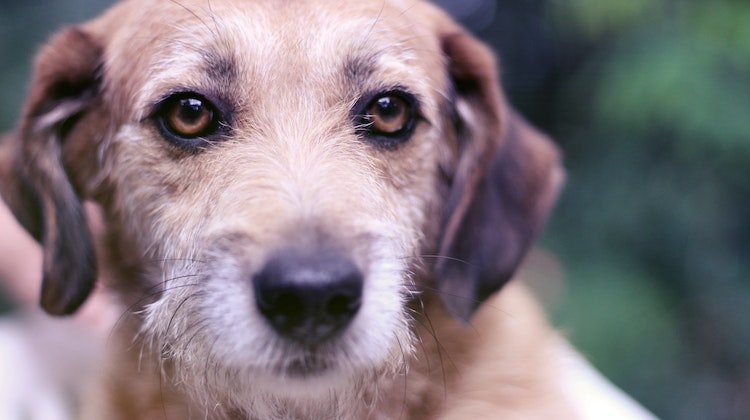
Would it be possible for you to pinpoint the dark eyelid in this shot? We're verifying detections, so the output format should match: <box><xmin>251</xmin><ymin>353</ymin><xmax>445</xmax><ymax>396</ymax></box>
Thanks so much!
<box><xmin>351</xmin><ymin>87</ymin><xmax>421</xmax><ymax>120</ymax></box>
<box><xmin>147</xmin><ymin>90</ymin><xmax>231</xmax><ymax>121</ymax></box>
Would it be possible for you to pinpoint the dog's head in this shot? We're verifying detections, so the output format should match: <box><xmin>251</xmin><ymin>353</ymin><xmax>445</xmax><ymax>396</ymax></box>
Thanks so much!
<box><xmin>0</xmin><ymin>0</ymin><xmax>562</xmax><ymax>409</ymax></box>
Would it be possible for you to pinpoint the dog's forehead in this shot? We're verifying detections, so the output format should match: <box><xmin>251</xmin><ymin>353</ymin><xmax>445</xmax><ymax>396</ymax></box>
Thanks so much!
<box><xmin>98</xmin><ymin>0</ymin><xmax>446</xmax><ymax>119</ymax></box>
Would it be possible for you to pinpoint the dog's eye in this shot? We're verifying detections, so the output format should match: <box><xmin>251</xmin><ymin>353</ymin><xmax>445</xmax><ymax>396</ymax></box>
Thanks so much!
<box><xmin>166</xmin><ymin>97</ymin><xmax>215</xmax><ymax>137</ymax></box>
<box><xmin>154</xmin><ymin>93</ymin><xmax>226</xmax><ymax>148</ymax></box>
<box><xmin>367</xmin><ymin>95</ymin><xmax>411</xmax><ymax>134</ymax></box>
<box><xmin>357</xmin><ymin>91</ymin><xmax>417</xmax><ymax>147</ymax></box>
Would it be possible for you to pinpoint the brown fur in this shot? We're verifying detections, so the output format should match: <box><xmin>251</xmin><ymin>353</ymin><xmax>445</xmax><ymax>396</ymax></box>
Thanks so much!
<box><xmin>0</xmin><ymin>0</ymin><xmax>572</xmax><ymax>418</ymax></box>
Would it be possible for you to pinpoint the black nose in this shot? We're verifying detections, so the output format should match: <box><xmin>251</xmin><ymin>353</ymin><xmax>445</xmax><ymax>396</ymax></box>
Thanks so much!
<box><xmin>252</xmin><ymin>249</ymin><xmax>363</xmax><ymax>343</ymax></box>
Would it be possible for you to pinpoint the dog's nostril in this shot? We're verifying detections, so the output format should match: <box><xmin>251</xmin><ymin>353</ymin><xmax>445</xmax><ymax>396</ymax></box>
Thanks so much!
<box><xmin>326</xmin><ymin>293</ymin><xmax>360</xmax><ymax>319</ymax></box>
<box><xmin>267</xmin><ymin>291</ymin><xmax>305</xmax><ymax>326</ymax></box>
<box><xmin>275</xmin><ymin>292</ymin><xmax>303</xmax><ymax>315</ymax></box>
<box><xmin>253</xmin><ymin>249</ymin><xmax>363</xmax><ymax>343</ymax></box>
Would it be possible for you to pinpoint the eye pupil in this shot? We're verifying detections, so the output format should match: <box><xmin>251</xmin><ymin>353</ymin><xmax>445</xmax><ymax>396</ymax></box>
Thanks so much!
<box><xmin>375</xmin><ymin>97</ymin><xmax>402</xmax><ymax>121</ymax></box>
<box><xmin>177</xmin><ymin>98</ymin><xmax>206</xmax><ymax>123</ymax></box>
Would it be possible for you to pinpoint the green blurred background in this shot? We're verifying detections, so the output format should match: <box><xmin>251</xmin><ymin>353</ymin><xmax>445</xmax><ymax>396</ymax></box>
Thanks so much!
<box><xmin>1</xmin><ymin>1</ymin><xmax>748</xmax><ymax>418</ymax></box>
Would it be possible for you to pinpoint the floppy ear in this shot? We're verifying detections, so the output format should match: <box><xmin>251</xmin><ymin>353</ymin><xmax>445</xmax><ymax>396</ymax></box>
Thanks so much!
<box><xmin>433</xmin><ymin>20</ymin><xmax>564</xmax><ymax>321</ymax></box>
<box><xmin>0</xmin><ymin>27</ymin><xmax>103</xmax><ymax>315</ymax></box>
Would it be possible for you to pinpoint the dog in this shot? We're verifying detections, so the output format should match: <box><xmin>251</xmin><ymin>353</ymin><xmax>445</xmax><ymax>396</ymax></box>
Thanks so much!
<box><xmin>0</xmin><ymin>0</ymin><xmax>655</xmax><ymax>418</ymax></box>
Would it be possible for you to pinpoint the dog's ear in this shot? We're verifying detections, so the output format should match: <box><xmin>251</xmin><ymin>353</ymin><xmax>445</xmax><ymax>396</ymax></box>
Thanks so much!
<box><xmin>433</xmin><ymin>18</ymin><xmax>564</xmax><ymax>321</ymax></box>
<box><xmin>0</xmin><ymin>27</ymin><xmax>103</xmax><ymax>316</ymax></box>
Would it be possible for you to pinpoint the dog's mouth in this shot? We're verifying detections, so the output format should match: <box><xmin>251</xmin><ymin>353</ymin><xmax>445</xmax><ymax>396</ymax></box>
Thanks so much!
<box><xmin>276</xmin><ymin>351</ymin><xmax>335</xmax><ymax>378</ymax></box>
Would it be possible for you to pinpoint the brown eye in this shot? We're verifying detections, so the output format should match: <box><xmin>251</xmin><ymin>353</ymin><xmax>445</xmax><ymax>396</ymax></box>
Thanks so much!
<box><xmin>366</xmin><ymin>95</ymin><xmax>411</xmax><ymax>134</ymax></box>
<box><xmin>165</xmin><ymin>97</ymin><xmax>215</xmax><ymax>138</ymax></box>
<box><xmin>154</xmin><ymin>92</ymin><xmax>229</xmax><ymax>150</ymax></box>
<box><xmin>356</xmin><ymin>90</ymin><xmax>418</xmax><ymax>148</ymax></box>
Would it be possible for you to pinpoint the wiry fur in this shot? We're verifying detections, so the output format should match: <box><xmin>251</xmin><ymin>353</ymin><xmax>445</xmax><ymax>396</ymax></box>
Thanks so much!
<box><xmin>0</xmin><ymin>1</ymin><xmax>576</xmax><ymax>418</ymax></box>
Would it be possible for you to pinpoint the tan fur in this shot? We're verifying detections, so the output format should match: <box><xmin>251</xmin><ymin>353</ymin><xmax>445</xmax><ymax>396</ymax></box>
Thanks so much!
<box><xmin>81</xmin><ymin>282</ymin><xmax>577</xmax><ymax>419</ymax></box>
<box><xmin>0</xmin><ymin>0</ymin><xmax>575</xmax><ymax>418</ymax></box>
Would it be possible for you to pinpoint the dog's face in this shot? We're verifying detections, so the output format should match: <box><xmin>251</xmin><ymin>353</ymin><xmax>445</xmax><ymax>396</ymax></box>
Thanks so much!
<box><xmin>100</xmin><ymin>0</ymin><xmax>448</xmax><ymax>392</ymax></box>
<box><xmin>0</xmin><ymin>0</ymin><xmax>562</xmax><ymax>413</ymax></box>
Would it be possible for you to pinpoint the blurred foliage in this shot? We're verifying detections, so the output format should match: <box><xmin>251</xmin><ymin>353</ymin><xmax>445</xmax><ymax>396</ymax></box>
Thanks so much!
<box><xmin>0</xmin><ymin>0</ymin><xmax>113</xmax><ymax>129</ymax></box>
<box><xmin>475</xmin><ymin>0</ymin><xmax>750</xmax><ymax>418</ymax></box>
<box><xmin>445</xmin><ymin>0</ymin><xmax>750</xmax><ymax>418</ymax></box>
<box><xmin>1</xmin><ymin>0</ymin><xmax>749</xmax><ymax>419</ymax></box>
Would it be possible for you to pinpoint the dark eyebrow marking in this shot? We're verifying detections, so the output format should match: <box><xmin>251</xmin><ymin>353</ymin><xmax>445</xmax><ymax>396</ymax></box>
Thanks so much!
<box><xmin>203</xmin><ymin>52</ymin><xmax>238</xmax><ymax>84</ymax></box>
<box><xmin>343</xmin><ymin>54</ymin><xmax>378</xmax><ymax>87</ymax></box>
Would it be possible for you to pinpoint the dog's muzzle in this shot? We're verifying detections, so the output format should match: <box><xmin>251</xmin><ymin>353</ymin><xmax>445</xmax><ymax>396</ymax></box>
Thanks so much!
<box><xmin>252</xmin><ymin>248</ymin><xmax>363</xmax><ymax>345</ymax></box>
